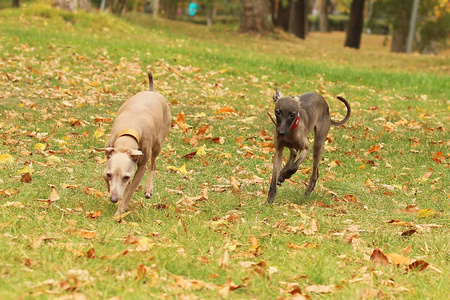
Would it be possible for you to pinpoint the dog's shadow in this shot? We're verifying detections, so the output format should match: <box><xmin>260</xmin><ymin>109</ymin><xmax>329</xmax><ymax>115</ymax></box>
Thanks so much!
<box><xmin>276</xmin><ymin>184</ymin><xmax>331</xmax><ymax>206</ymax></box>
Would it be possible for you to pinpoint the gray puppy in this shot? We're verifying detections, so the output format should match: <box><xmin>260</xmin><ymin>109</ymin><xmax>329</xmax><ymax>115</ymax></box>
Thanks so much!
<box><xmin>267</xmin><ymin>89</ymin><xmax>351</xmax><ymax>204</ymax></box>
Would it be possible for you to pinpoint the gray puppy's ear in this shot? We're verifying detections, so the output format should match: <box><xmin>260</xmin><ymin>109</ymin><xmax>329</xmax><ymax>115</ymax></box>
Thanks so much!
<box><xmin>273</xmin><ymin>88</ymin><xmax>285</xmax><ymax>102</ymax></box>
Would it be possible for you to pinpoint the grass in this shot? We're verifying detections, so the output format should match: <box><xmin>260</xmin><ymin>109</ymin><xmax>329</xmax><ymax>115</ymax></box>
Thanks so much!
<box><xmin>0</xmin><ymin>3</ymin><xmax>449</xmax><ymax>299</ymax></box>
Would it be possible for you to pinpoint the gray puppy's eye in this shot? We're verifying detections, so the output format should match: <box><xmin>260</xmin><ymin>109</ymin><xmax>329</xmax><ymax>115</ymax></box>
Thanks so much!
<box><xmin>290</xmin><ymin>112</ymin><xmax>297</xmax><ymax>118</ymax></box>
<box><xmin>275</xmin><ymin>110</ymin><xmax>281</xmax><ymax>116</ymax></box>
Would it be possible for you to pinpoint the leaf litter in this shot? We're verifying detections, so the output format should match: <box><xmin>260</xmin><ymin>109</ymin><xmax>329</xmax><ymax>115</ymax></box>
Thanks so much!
<box><xmin>0</xmin><ymin>9</ymin><xmax>448</xmax><ymax>299</ymax></box>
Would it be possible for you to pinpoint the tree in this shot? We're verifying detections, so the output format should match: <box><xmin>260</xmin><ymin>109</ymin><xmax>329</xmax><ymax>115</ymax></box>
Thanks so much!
<box><xmin>239</xmin><ymin>0</ymin><xmax>272</xmax><ymax>34</ymax></box>
<box><xmin>344</xmin><ymin>0</ymin><xmax>365</xmax><ymax>49</ymax></box>
<box><xmin>289</xmin><ymin>0</ymin><xmax>307</xmax><ymax>39</ymax></box>
<box><xmin>319</xmin><ymin>0</ymin><xmax>329</xmax><ymax>32</ymax></box>
<box><xmin>12</xmin><ymin>0</ymin><xmax>20</xmax><ymax>7</ymax></box>
<box><xmin>272</xmin><ymin>0</ymin><xmax>291</xmax><ymax>31</ymax></box>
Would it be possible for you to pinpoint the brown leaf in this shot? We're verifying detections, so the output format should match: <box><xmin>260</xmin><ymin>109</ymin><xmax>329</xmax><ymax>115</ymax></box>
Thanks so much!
<box><xmin>287</xmin><ymin>242</ymin><xmax>318</xmax><ymax>250</ymax></box>
<box><xmin>370</xmin><ymin>248</ymin><xmax>389</xmax><ymax>266</ymax></box>
<box><xmin>183</xmin><ymin>151</ymin><xmax>197</xmax><ymax>159</ymax></box>
<box><xmin>215</xmin><ymin>106</ymin><xmax>235</xmax><ymax>114</ymax></box>
<box><xmin>250</xmin><ymin>235</ymin><xmax>259</xmax><ymax>247</ymax></box>
<box><xmin>21</xmin><ymin>172</ymin><xmax>32</xmax><ymax>183</ymax></box>
<box><xmin>189</xmin><ymin>124</ymin><xmax>210</xmax><ymax>147</ymax></box>
<box><xmin>229</xmin><ymin>176</ymin><xmax>241</xmax><ymax>192</ymax></box>
<box><xmin>86</xmin><ymin>248</ymin><xmax>95</xmax><ymax>259</ymax></box>
<box><xmin>407</xmin><ymin>260</ymin><xmax>429</xmax><ymax>272</ymax></box>
<box><xmin>84</xmin><ymin>210</ymin><xmax>102</xmax><ymax>219</ymax></box>
<box><xmin>386</xmin><ymin>253</ymin><xmax>414</xmax><ymax>265</ymax></box>
<box><xmin>197</xmin><ymin>256</ymin><xmax>210</xmax><ymax>265</ymax></box>
<box><xmin>401</xmin><ymin>229</ymin><xmax>416</xmax><ymax>236</ymax></box>
<box><xmin>401</xmin><ymin>245</ymin><xmax>413</xmax><ymax>255</ymax></box>
<box><xmin>124</xmin><ymin>235</ymin><xmax>139</xmax><ymax>244</ymax></box>
<box><xmin>342</xmin><ymin>194</ymin><xmax>359</xmax><ymax>203</ymax></box>
<box><xmin>234</xmin><ymin>136</ymin><xmax>244</xmax><ymax>145</ymax></box>
<box><xmin>49</xmin><ymin>185</ymin><xmax>60</xmax><ymax>202</ymax></box>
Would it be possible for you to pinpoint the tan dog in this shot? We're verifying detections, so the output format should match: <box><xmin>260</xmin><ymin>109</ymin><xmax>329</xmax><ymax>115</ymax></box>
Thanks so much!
<box><xmin>95</xmin><ymin>72</ymin><xmax>171</xmax><ymax>216</ymax></box>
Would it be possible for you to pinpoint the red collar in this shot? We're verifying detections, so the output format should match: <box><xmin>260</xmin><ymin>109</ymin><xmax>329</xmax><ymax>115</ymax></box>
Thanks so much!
<box><xmin>290</xmin><ymin>114</ymin><xmax>300</xmax><ymax>131</ymax></box>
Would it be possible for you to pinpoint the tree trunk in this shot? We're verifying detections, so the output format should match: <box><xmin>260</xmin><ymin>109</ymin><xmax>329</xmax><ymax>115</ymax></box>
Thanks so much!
<box><xmin>152</xmin><ymin>0</ymin><xmax>159</xmax><ymax>18</ymax></box>
<box><xmin>239</xmin><ymin>0</ymin><xmax>272</xmax><ymax>34</ymax></box>
<box><xmin>272</xmin><ymin>0</ymin><xmax>290</xmax><ymax>31</ymax></box>
<box><xmin>288</xmin><ymin>0</ymin><xmax>306</xmax><ymax>39</ymax></box>
<box><xmin>206</xmin><ymin>6</ymin><xmax>216</xmax><ymax>27</ymax></box>
<box><xmin>319</xmin><ymin>0</ymin><xmax>329</xmax><ymax>32</ymax></box>
<box><xmin>344</xmin><ymin>0</ymin><xmax>365</xmax><ymax>49</ymax></box>
<box><xmin>12</xmin><ymin>0</ymin><xmax>20</xmax><ymax>7</ymax></box>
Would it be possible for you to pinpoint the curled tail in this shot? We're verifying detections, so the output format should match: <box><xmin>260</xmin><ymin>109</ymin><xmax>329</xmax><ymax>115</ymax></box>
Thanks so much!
<box><xmin>331</xmin><ymin>96</ymin><xmax>351</xmax><ymax>126</ymax></box>
<box><xmin>148</xmin><ymin>71</ymin><xmax>154</xmax><ymax>92</ymax></box>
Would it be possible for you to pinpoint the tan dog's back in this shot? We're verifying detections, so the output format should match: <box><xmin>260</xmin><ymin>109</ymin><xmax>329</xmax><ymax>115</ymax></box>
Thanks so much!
<box><xmin>109</xmin><ymin>91</ymin><xmax>171</xmax><ymax>150</ymax></box>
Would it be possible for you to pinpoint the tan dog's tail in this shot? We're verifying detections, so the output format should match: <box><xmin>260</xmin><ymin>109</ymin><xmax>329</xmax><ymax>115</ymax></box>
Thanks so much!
<box><xmin>331</xmin><ymin>96</ymin><xmax>351</xmax><ymax>126</ymax></box>
<box><xmin>148</xmin><ymin>71</ymin><xmax>154</xmax><ymax>92</ymax></box>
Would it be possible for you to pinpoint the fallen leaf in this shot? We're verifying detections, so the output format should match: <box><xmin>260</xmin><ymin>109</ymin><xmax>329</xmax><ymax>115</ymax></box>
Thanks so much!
<box><xmin>305</xmin><ymin>284</ymin><xmax>335</xmax><ymax>293</ymax></box>
<box><xmin>21</xmin><ymin>172</ymin><xmax>32</xmax><ymax>183</ymax></box>
<box><xmin>370</xmin><ymin>248</ymin><xmax>389</xmax><ymax>266</ymax></box>
<box><xmin>0</xmin><ymin>153</ymin><xmax>14</xmax><ymax>164</ymax></box>
<box><xmin>418</xmin><ymin>208</ymin><xmax>435</xmax><ymax>218</ymax></box>
<box><xmin>167</xmin><ymin>162</ymin><xmax>187</xmax><ymax>175</ymax></box>
<box><xmin>215</xmin><ymin>106</ymin><xmax>235</xmax><ymax>114</ymax></box>
<box><xmin>386</xmin><ymin>253</ymin><xmax>414</xmax><ymax>265</ymax></box>
<box><xmin>406</xmin><ymin>260</ymin><xmax>429</xmax><ymax>272</ymax></box>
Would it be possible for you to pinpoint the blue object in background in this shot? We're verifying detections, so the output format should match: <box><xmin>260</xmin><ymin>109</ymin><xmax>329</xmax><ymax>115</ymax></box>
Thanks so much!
<box><xmin>188</xmin><ymin>2</ymin><xmax>199</xmax><ymax>16</ymax></box>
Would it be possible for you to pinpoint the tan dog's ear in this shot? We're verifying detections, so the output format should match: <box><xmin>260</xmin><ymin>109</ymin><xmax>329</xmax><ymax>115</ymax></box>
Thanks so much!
<box><xmin>273</xmin><ymin>88</ymin><xmax>284</xmax><ymax>102</ymax></box>
<box><xmin>94</xmin><ymin>147</ymin><xmax>115</xmax><ymax>158</ymax></box>
<box><xmin>128</xmin><ymin>149</ymin><xmax>143</xmax><ymax>161</ymax></box>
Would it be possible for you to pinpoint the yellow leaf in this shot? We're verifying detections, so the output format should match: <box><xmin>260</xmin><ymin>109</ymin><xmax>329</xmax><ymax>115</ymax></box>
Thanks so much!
<box><xmin>34</xmin><ymin>143</ymin><xmax>46</xmax><ymax>151</ymax></box>
<box><xmin>17</xmin><ymin>166</ymin><xmax>33</xmax><ymax>174</ymax></box>
<box><xmin>113</xmin><ymin>211</ymin><xmax>132</xmax><ymax>221</ymax></box>
<box><xmin>0</xmin><ymin>154</ymin><xmax>14</xmax><ymax>164</ymax></box>
<box><xmin>418</xmin><ymin>208</ymin><xmax>435</xmax><ymax>218</ymax></box>
<box><xmin>47</xmin><ymin>155</ymin><xmax>61</xmax><ymax>163</ymax></box>
<box><xmin>196</xmin><ymin>145</ymin><xmax>206</xmax><ymax>156</ymax></box>
<box><xmin>167</xmin><ymin>162</ymin><xmax>187</xmax><ymax>175</ymax></box>
<box><xmin>136</xmin><ymin>237</ymin><xmax>155</xmax><ymax>252</ymax></box>
<box><xmin>94</xmin><ymin>127</ymin><xmax>105</xmax><ymax>139</ymax></box>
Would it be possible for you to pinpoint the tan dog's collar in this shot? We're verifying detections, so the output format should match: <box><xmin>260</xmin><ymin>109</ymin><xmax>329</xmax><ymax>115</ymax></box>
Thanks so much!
<box><xmin>117</xmin><ymin>128</ymin><xmax>141</xmax><ymax>144</ymax></box>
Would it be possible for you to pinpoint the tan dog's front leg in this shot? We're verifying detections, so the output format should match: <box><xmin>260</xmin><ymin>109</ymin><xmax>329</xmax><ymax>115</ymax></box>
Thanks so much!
<box><xmin>115</xmin><ymin>164</ymin><xmax>147</xmax><ymax>216</ymax></box>
<box><xmin>266</xmin><ymin>149</ymin><xmax>283</xmax><ymax>204</ymax></box>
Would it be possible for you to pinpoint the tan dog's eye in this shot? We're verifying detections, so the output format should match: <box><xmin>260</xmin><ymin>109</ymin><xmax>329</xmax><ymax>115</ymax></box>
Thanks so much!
<box><xmin>106</xmin><ymin>173</ymin><xmax>112</xmax><ymax>178</ymax></box>
<box><xmin>123</xmin><ymin>176</ymin><xmax>130</xmax><ymax>181</ymax></box>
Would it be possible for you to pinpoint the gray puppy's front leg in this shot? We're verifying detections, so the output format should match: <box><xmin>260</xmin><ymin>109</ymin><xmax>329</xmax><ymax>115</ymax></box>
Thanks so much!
<box><xmin>266</xmin><ymin>149</ymin><xmax>283</xmax><ymax>204</ymax></box>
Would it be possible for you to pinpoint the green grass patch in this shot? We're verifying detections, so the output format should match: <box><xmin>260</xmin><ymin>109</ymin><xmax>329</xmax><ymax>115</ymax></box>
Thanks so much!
<box><xmin>0</xmin><ymin>4</ymin><xmax>449</xmax><ymax>299</ymax></box>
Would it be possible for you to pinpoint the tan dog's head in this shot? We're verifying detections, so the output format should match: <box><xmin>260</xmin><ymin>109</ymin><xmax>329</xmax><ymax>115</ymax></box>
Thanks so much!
<box><xmin>95</xmin><ymin>148</ymin><xmax>143</xmax><ymax>203</ymax></box>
